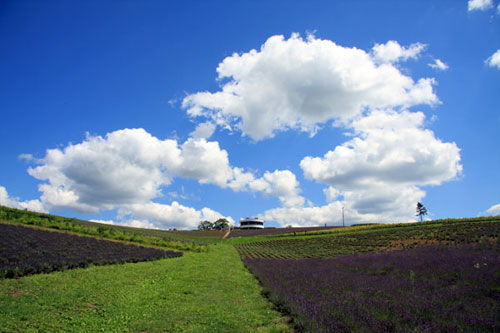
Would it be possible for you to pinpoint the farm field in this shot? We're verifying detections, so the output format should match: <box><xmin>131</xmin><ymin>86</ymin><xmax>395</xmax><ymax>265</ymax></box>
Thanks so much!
<box><xmin>1</xmin><ymin>206</ymin><xmax>499</xmax><ymax>332</ymax></box>
<box><xmin>0</xmin><ymin>243</ymin><xmax>290</xmax><ymax>332</ymax></box>
<box><xmin>0</xmin><ymin>222</ymin><xmax>182</xmax><ymax>279</ymax></box>
<box><xmin>234</xmin><ymin>218</ymin><xmax>500</xmax><ymax>258</ymax></box>
<box><xmin>237</xmin><ymin>218</ymin><xmax>500</xmax><ymax>332</ymax></box>
<box><xmin>244</xmin><ymin>243</ymin><xmax>500</xmax><ymax>332</ymax></box>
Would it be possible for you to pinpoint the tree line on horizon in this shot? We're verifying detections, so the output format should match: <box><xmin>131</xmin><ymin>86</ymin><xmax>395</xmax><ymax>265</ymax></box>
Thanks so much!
<box><xmin>198</xmin><ymin>218</ymin><xmax>230</xmax><ymax>231</ymax></box>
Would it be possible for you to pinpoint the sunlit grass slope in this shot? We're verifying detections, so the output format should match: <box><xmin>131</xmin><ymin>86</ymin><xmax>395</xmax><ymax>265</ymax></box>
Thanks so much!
<box><xmin>0</xmin><ymin>243</ymin><xmax>290</xmax><ymax>332</ymax></box>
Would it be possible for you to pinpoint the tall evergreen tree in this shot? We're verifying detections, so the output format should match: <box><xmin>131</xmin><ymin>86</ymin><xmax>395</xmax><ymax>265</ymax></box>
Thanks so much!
<box><xmin>416</xmin><ymin>202</ymin><xmax>428</xmax><ymax>222</ymax></box>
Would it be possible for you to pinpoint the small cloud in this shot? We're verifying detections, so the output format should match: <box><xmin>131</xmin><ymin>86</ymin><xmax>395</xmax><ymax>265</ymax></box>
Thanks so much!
<box><xmin>18</xmin><ymin>153</ymin><xmax>34</xmax><ymax>162</ymax></box>
<box><xmin>428</xmin><ymin>58</ymin><xmax>449</xmax><ymax>71</ymax></box>
<box><xmin>168</xmin><ymin>191</ymin><xmax>190</xmax><ymax>200</ymax></box>
<box><xmin>89</xmin><ymin>219</ymin><xmax>116</xmax><ymax>225</ymax></box>
<box><xmin>468</xmin><ymin>0</ymin><xmax>493</xmax><ymax>11</ymax></box>
<box><xmin>485</xmin><ymin>49</ymin><xmax>500</xmax><ymax>69</ymax></box>
<box><xmin>484</xmin><ymin>203</ymin><xmax>500</xmax><ymax>215</ymax></box>
<box><xmin>372</xmin><ymin>40</ymin><xmax>427</xmax><ymax>64</ymax></box>
<box><xmin>424</xmin><ymin>114</ymin><xmax>439</xmax><ymax>128</ymax></box>
<box><xmin>189</xmin><ymin>122</ymin><xmax>216</xmax><ymax>139</ymax></box>
<box><xmin>167</xmin><ymin>98</ymin><xmax>178</xmax><ymax>107</ymax></box>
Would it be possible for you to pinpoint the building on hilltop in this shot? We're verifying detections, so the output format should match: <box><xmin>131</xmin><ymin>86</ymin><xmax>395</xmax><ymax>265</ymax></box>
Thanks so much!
<box><xmin>239</xmin><ymin>217</ymin><xmax>264</xmax><ymax>229</ymax></box>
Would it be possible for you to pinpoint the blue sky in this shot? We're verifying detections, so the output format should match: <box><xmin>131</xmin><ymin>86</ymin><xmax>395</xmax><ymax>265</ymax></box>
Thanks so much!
<box><xmin>1</xmin><ymin>0</ymin><xmax>499</xmax><ymax>229</ymax></box>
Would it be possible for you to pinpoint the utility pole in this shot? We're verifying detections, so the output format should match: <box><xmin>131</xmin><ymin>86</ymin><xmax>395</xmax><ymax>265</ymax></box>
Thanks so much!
<box><xmin>342</xmin><ymin>206</ymin><xmax>345</xmax><ymax>227</ymax></box>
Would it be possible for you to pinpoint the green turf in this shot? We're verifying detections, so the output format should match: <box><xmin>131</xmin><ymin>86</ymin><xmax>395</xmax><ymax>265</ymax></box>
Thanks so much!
<box><xmin>0</xmin><ymin>244</ymin><xmax>290</xmax><ymax>332</ymax></box>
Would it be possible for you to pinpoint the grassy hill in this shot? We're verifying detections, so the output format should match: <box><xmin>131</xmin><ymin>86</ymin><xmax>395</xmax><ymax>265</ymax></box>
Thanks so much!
<box><xmin>1</xmin><ymin>205</ymin><xmax>499</xmax><ymax>332</ymax></box>
<box><xmin>0</xmin><ymin>206</ymin><xmax>290</xmax><ymax>332</ymax></box>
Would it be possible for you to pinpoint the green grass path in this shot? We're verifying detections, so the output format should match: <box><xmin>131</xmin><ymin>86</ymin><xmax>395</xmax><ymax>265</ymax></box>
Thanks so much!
<box><xmin>0</xmin><ymin>244</ymin><xmax>289</xmax><ymax>332</ymax></box>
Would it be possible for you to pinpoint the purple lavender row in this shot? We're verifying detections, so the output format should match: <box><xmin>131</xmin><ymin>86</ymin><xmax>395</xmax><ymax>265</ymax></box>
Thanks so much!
<box><xmin>244</xmin><ymin>243</ymin><xmax>500</xmax><ymax>332</ymax></box>
<box><xmin>0</xmin><ymin>223</ymin><xmax>182</xmax><ymax>278</ymax></box>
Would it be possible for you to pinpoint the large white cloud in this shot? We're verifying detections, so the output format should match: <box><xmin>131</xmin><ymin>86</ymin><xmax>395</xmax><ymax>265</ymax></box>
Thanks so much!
<box><xmin>182</xmin><ymin>34</ymin><xmax>438</xmax><ymax>141</ymax></box>
<box><xmin>0</xmin><ymin>185</ymin><xmax>46</xmax><ymax>213</ymax></box>
<box><xmin>173</xmin><ymin>137</ymin><xmax>236</xmax><ymax>188</ymax></box>
<box><xmin>27</xmin><ymin>128</ymin><xmax>261</xmax><ymax>211</ymax></box>
<box><xmin>263</xmin><ymin>110</ymin><xmax>462</xmax><ymax>227</ymax></box>
<box><xmin>264</xmin><ymin>202</ymin><xmax>344</xmax><ymax>227</ymax></box>
<box><xmin>486</xmin><ymin>49</ymin><xmax>500</xmax><ymax>69</ymax></box>
<box><xmin>25</xmin><ymin>128</ymin><xmax>303</xmax><ymax>227</ymax></box>
<box><xmin>264</xmin><ymin>183</ymin><xmax>428</xmax><ymax>227</ymax></box>
<box><xmin>28</xmin><ymin>129</ymin><xmax>180</xmax><ymax>211</ymax></box>
<box><xmin>264</xmin><ymin>184</ymin><xmax>425</xmax><ymax>226</ymax></box>
<box><xmin>117</xmin><ymin>201</ymin><xmax>233</xmax><ymax>230</ymax></box>
<box><xmin>301</xmin><ymin>110</ymin><xmax>462</xmax><ymax>188</ymax></box>
<box><xmin>263</xmin><ymin>187</ymin><xmax>426</xmax><ymax>227</ymax></box>
<box><xmin>468</xmin><ymin>0</ymin><xmax>493</xmax><ymax>11</ymax></box>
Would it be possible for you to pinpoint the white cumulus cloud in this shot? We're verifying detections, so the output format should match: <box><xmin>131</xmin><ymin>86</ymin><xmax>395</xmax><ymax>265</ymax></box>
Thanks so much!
<box><xmin>249</xmin><ymin>170</ymin><xmax>305</xmax><ymax>208</ymax></box>
<box><xmin>0</xmin><ymin>185</ymin><xmax>47</xmax><ymax>213</ymax></box>
<box><xmin>28</xmin><ymin>128</ymin><xmax>266</xmax><ymax>212</ymax></box>
<box><xmin>486</xmin><ymin>203</ymin><xmax>500</xmax><ymax>215</ymax></box>
<box><xmin>263</xmin><ymin>188</ymin><xmax>425</xmax><ymax>227</ymax></box>
<box><xmin>264</xmin><ymin>202</ymin><xmax>344</xmax><ymax>227</ymax></box>
<box><xmin>28</xmin><ymin>129</ymin><xmax>179</xmax><ymax>211</ymax></box>
<box><xmin>264</xmin><ymin>184</ymin><xmax>426</xmax><ymax>226</ymax></box>
<box><xmin>24</xmin><ymin>128</ymin><xmax>305</xmax><ymax>228</ymax></box>
<box><xmin>182</xmin><ymin>34</ymin><xmax>438</xmax><ymax>141</ymax></box>
<box><xmin>468</xmin><ymin>0</ymin><xmax>493</xmax><ymax>11</ymax></box>
<box><xmin>118</xmin><ymin>201</ymin><xmax>234</xmax><ymax>230</ymax></box>
<box><xmin>267</xmin><ymin>110</ymin><xmax>463</xmax><ymax>227</ymax></box>
<box><xmin>371</xmin><ymin>40</ymin><xmax>427</xmax><ymax>64</ymax></box>
<box><xmin>486</xmin><ymin>49</ymin><xmax>500</xmax><ymax>69</ymax></box>
<box><xmin>301</xmin><ymin>110</ymin><xmax>462</xmax><ymax>189</ymax></box>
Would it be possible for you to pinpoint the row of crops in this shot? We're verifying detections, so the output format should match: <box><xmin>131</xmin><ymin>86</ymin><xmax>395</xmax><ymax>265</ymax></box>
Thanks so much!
<box><xmin>235</xmin><ymin>219</ymin><xmax>500</xmax><ymax>258</ymax></box>
<box><xmin>244</xmin><ymin>243</ymin><xmax>500</xmax><ymax>332</ymax></box>
<box><xmin>237</xmin><ymin>219</ymin><xmax>500</xmax><ymax>332</ymax></box>
<box><xmin>269</xmin><ymin>216</ymin><xmax>500</xmax><ymax>239</ymax></box>
<box><xmin>0</xmin><ymin>223</ymin><xmax>182</xmax><ymax>279</ymax></box>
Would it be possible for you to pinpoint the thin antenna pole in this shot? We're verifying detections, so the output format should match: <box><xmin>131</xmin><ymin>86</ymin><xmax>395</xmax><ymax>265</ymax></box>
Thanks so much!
<box><xmin>342</xmin><ymin>206</ymin><xmax>345</xmax><ymax>227</ymax></box>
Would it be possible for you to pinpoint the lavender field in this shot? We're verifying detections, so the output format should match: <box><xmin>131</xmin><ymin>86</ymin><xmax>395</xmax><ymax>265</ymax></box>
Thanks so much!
<box><xmin>235</xmin><ymin>219</ymin><xmax>500</xmax><ymax>259</ymax></box>
<box><xmin>0</xmin><ymin>223</ymin><xmax>182</xmax><ymax>278</ymax></box>
<box><xmin>244</xmin><ymin>243</ymin><xmax>500</xmax><ymax>332</ymax></box>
